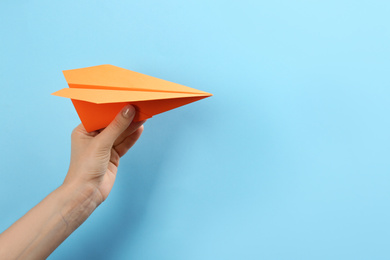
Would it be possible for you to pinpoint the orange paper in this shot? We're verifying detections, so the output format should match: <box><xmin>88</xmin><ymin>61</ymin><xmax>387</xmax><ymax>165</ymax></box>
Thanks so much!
<box><xmin>52</xmin><ymin>65</ymin><xmax>212</xmax><ymax>132</ymax></box>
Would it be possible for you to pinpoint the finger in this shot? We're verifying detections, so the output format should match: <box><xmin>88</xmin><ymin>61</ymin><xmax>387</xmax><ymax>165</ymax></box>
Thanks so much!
<box><xmin>113</xmin><ymin>120</ymin><xmax>146</xmax><ymax>147</ymax></box>
<box><xmin>73</xmin><ymin>123</ymin><xmax>86</xmax><ymax>132</ymax></box>
<box><xmin>109</xmin><ymin>147</ymin><xmax>120</xmax><ymax>168</ymax></box>
<box><xmin>95</xmin><ymin>105</ymin><xmax>136</xmax><ymax>150</ymax></box>
<box><xmin>114</xmin><ymin>125</ymin><xmax>144</xmax><ymax>157</ymax></box>
<box><xmin>71</xmin><ymin>124</ymin><xmax>100</xmax><ymax>140</ymax></box>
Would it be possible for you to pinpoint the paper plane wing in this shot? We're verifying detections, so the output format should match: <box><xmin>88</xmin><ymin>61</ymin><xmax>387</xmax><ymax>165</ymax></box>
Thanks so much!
<box><xmin>52</xmin><ymin>65</ymin><xmax>212</xmax><ymax>132</ymax></box>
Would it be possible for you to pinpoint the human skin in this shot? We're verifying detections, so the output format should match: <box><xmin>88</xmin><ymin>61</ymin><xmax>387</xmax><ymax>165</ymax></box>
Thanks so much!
<box><xmin>0</xmin><ymin>105</ymin><xmax>144</xmax><ymax>260</ymax></box>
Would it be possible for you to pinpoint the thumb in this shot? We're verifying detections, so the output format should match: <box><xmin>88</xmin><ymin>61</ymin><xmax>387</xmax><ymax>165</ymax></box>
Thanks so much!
<box><xmin>96</xmin><ymin>105</ymin><xmax>136</xmax><ymax>150</ymax></box>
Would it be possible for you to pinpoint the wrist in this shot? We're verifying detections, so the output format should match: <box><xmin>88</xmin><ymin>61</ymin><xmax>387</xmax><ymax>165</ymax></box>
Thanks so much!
<box><xmin>57</xmin><ymin>181</ymin><xmax>102</xmax><ymax>233</ymax></box>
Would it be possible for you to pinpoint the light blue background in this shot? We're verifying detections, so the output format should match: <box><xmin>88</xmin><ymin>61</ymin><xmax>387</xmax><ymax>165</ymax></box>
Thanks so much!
<box><xmin>1</xmin><ymin>1</ymin><xmax>390</xmax><ymax>259</ymax></box>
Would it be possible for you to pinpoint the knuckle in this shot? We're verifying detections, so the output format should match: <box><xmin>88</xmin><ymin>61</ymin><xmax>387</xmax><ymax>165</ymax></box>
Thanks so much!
<box><xmin>71</xmin><ymin>128</ymin><xmax>80</xmax><ymax>140</ymax></box>
<box><xmin>112</xmin><ymin>117</ymin><xmax>125</xmax><ymax>131</ymax></box>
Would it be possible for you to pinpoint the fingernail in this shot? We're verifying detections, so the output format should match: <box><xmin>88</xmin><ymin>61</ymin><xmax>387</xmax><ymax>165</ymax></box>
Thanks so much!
<box><xmin>122</xmin><ymin>105</ymin><xmax>134</xmax><ymax>118</ymax></box>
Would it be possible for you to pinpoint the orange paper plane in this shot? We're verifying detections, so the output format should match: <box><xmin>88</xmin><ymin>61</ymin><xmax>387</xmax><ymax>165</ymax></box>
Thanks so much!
<box><xmin>52</xmin><ymin>65</ymin><xmax>212</xmax><ymax>132</ymax></box>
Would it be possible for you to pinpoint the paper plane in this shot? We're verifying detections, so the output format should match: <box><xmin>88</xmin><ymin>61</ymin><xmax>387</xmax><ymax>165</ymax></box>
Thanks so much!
<box><xmin>52</xmin><ymin>64</ymin><xmax>212</xmax><ymax>132</ymax></box>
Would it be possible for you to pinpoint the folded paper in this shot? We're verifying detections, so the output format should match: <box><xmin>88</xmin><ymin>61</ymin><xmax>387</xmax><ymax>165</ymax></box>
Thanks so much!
<box><xmin>52</xmin><ymin>64</ymin><xmax>212</xmax><ymax>132</ymax></box>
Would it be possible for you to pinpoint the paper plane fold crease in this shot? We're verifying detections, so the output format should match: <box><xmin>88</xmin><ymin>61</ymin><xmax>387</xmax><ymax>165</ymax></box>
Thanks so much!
<box><xmin>52</xmin><ymin>64</ymin><xmax>212</xmax><ymax>132</ymax></box>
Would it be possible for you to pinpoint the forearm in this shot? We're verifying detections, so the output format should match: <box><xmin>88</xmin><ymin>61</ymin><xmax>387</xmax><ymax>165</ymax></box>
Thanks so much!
<box><xmin>0</xmin><ymin>181</ymin><xmax>101</xmax><ymax>260</ymax></box>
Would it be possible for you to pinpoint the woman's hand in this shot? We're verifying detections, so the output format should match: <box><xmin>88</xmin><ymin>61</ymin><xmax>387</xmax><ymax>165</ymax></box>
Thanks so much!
<box><xmin>64</xmin><ymin>105</ymin><xmax>145</xmax><ymax>204</ymax></box>
<box><xmin>0</xmin><ymin>104</ymin><xmax>145</xmax><ymax>260</ymax></box>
